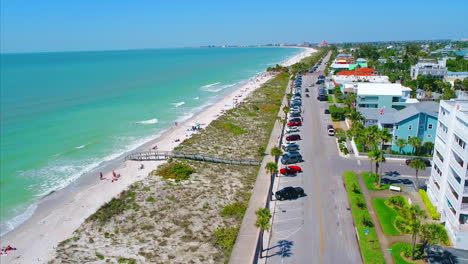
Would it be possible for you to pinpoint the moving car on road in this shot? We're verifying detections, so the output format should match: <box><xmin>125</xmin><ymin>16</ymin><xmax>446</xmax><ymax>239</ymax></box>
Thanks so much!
<box><xmin>279</xmin><ymin>165</ymin><xmax>302</xmax><ymax>175</ymax></box>
<box><xmin>327</xmin><ymin>125</ymin><xmax>335</xmax><ymax>136</ymax></box>
<box><xmin>275</xmin><ymin>187</ymin><xmax>305</xmax><ymax>200</ymax></box>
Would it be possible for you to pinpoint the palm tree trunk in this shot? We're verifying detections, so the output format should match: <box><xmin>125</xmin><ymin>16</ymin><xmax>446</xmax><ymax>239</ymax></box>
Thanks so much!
<box><xmin>411</xmin><ymin>233</ymin><xmax>417</xmax><ymax>259</ymax></box>
<box><xmin>415</xmin><ymin>169</ymin><xmax>420</xmax><ymax>189</ymax></box>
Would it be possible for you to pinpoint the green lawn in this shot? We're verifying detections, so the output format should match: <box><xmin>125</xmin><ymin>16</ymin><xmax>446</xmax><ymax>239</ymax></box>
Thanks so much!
<box><xmin>372</xmin><ymin>198</ymin><xmax>401</xmax><ymax>236</ymax></box>
<box><xmin>327</xmin><ymin>95</ymin><xmax>333</xmax><ymax>103</ymax></box>
<box><xmin>391</xmin><ymin>243</ymin><xmax>417</xmax><ymax>264</ymax></box>
<box><xmin>344</xmin><ymin>171</ymin><xmax>385</xmax><ymax>264</ymax></box>
<box><xmin>362</xmin><ymin>172</ymin><xmax>390</xmax><ymax>190</ymax></box>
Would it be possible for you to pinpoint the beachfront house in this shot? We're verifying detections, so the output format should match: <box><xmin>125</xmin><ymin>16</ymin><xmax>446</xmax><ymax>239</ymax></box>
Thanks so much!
<box><xmin>355</xmin><ymin>83</ymin><xmax>413</xmax><ymax>110</ymax></box>
<box><xmin>359</xmin><ymin>102</ymin><xmax>439</xmax><ymax>153</ymax></box>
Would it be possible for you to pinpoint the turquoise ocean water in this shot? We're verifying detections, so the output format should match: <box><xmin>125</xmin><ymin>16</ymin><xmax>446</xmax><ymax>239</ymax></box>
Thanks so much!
<box><xmin>0</xmin><ymin>47</ymin><xmax>301</xmax><ymax>235</ymax></box>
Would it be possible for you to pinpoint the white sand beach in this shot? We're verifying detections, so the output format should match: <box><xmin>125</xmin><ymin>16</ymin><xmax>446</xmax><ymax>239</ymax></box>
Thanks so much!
<box><xmin>0</xmin><ymin>47</ymin><xmax>316</xmax><ymax>264</ymax></box>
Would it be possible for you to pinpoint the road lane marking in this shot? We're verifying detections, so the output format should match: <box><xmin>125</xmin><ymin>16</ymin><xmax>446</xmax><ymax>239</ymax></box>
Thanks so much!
<box><xmin>314</xmin><ymin>174</ymin><xmax>325</xmax><ymax>263</ymax></box>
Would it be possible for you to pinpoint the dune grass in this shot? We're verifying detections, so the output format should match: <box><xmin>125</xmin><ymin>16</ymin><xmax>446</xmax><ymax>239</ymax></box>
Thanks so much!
<box><xmin>372</xmin><ymin>198</ymin><xmax>401</xmax><ymax>236</ymax></box>
<box><xmin>344</xmin><ymin>171</ymin><xmax>385</xmax><ymax>264</ymax></box>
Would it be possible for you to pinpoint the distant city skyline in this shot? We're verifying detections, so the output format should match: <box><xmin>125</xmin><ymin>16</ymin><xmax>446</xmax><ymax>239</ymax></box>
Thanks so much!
<box><xmin>1</xmin><ymin>0</ymin><xmax>468</xmax><ymax>53</ymax></box>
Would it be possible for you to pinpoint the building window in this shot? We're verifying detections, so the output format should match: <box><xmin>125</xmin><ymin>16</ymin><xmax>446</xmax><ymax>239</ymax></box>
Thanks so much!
<box><xmin>394</xmin><ymin>135</ymin><xmax>398</xmax><ymax>140</ymax></box>
<box><xmin>428</xmin><ymin>124</ymin><xmax>433</xmax><ymax>129</ymax></box>
<box><xmin>395</xmin><ymin>125</ymin><xmax>399</xmax><ymax>130</ymax></box>
<box><xmin>455</xmin><ymin>134</ymin><xmax>466</xmax><ymax>149</ymax></box>
<box><xmin>427</xmin><ymin>135</ymin><xmax>432</xmax><ymax>138</ymax></box>
<box><xmin>436</xmin><ymin>150</ymin><xmax>444</xmax><ymax>163</ymax></box>
<box><xmin>408</xmin><ymin>125</ymin><xmax>412</xmax><ymax>130</ymax></box>
<box><xmin>452</xmin><ymin>151</ymin><xmax>465</xmax><ymax>168</ymax></box>
<box><xmin>392</xmin><ymin>97</ymin><xmax>400</xmax><ymax>102</ymax></box>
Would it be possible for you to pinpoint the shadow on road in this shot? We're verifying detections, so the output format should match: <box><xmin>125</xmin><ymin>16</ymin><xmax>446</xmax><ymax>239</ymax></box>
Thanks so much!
<box><xmin>264</xmin><ymin>240</ymin><xmax>294</xmax><ymax>258</ymax></box>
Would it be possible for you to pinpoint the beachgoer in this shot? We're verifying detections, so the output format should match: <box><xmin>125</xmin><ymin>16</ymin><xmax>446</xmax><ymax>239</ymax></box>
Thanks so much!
<box><xmin>140</xmin><ymin>164</ymin><xmax>144</xmax><ymax>170</ymax></box>
<box><xmin>112</xmin><ymin>170</ymin><xmax>116</xmax><ymax>177</ymax></box>
<box><xmin>99</xmin><ymin>172</ymin><xmax>103</xmax><ymax>180</ymax></box>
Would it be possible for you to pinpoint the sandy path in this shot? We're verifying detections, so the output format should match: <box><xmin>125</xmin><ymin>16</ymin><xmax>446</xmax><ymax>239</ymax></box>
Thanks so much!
<box><xmin>0</xmin><ymin>47</ymin><xmax>316</xmax><ymax>264</ymax></box>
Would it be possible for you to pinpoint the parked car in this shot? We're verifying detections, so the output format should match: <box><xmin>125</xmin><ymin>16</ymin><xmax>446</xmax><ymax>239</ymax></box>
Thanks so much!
<box><xmin>287</xmin><ymin>121</ymin><xmax>302</xmax><ymax>127</ymax></box>
<box><xmin>275</xmin><ymin>187</ymin><xmax>305</xmax><ymax>200</ymax></box>
<box><xmin>306</xmin><ymin>94</ymin><xmax>310</xmax><ymax>97</ymax></box>
<box><xmin>327</xmin><ymin>125</ymin><xmax>335</xmax><ymax>136</ymax></box>
<box><xmin>281</xmin><ymin>152</ymin><xmax>303</xmax><ymax>164</ymax></box>
<box><xmin>324</xmin><ymin>109</ymin><xmax>330</xmax><ymax>114</ymax></box>
<box><xmin>401</xmin><ymin>179</ymin><xmax>413</xmax><ymax>185</ymax></box>
<box><xmin>291</xmin><ymin>101</ymin><xmax>302</xmax><ymax>107</ymax></box>
<box><xmin>405</xmin><ymin>158</ymin><xmax>431</xmax><ymax>167</ymax></box>
<box><xmin>282</xmin><ymin>141</ymin><xmax>298</xmax><ymax>148</ymax></box>
<box><xmin>289</xmin><ymin>117</ymin><xmax>302</xmax><ymax>123</ymax></box>
<box><xmin>289</xmin><ymin>112</ymin><xmax>301</xmax><ymax>118</ymax></box>
<box><xmin>305</xmin><ymin>88</ymin><xmax>310</xmax><ymax>92</ymax></box>
<box><xmin>286</xmin><ymin>134</ymin><xmax>301</xmax><ymax>141</ymax></box>
<box><xmin>316</xmin><ymin>80</ymin><xmax>324</xmax><ymax>84</ymax></box>
<box><xmin>317</xmin><ymin>95</ymin><xmax>328</xmax><ymax>101</ymax></box>
<box><xmin>279</xmin><ymin>165</ymin><xmax>303</xmax><ymax>175</ymax></box>
<box><xmin>286</xmin><ymin>127</ymin><xmax>300</xmax><ymax>133</ymax></box>
<box><xmin>284</xmin><ymin>144</ymin><xmax>300</xmax><ymax>152</ymax></box>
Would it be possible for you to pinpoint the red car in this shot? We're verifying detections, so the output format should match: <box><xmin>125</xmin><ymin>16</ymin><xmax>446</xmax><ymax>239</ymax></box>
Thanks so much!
<box><xmin>280</xmin><ymin>165</ymin><xmax>302</xmax><ymax>175</ymax></box>
<box><xmin>286</xmin><ymin>134</ymin><xmax>301</xmax><ymax>141</ymax></box>
<box><xmin>287</xmin><ymin>121</ymin><xmax>302</xmax><ymax>127</ymax></box>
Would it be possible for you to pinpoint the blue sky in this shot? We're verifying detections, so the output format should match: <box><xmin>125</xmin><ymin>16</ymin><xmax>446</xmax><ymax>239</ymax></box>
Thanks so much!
<box><xmin>1</xmin><ymin>0</ymin><xmax>467</xmax><ymax>53</ymax></box>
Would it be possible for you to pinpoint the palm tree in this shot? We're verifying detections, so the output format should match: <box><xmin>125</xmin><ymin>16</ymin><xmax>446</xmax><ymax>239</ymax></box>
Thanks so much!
<box><xmin>408</xmin><ymin>137</ymin><xmax>422</xmax><ymax>155</ymax></box>
<box><xmin>265</xmin><ymin>162</ymin><xmax>278</xmax><ymax>177</ymax></box>
<box><xmin>422</xmin><ymin>141</ymin><xmax>435</xmax><ymax>156</ymax></box>
<box><xmin>364</xmin><ymin>125</ymin><xmax>380</xmax><ymax>151</ymax></box>
<box><xmin>347</xmin><ymin>110</ymin><xmax>364</xmax><ymax>124</ymax></box>
<box><xmin>400</xmin><ymin>205</ymin><xmax>427</xmax><ymax>259</ymax></box>
<box><xmin>377</xmin><ymin>129</ymin><xmax>392</xmax><ymax>182</ymax></box>
<box><xmin>395</xmin><ymin>138</ymin><xmax>407</xmax><ymax>154</ymax></box>
<box><xmin>343</xmin><ymin>93</ymin><xmax>357</xmax><ymax>109</ymax></box>
<box><xmin>368</xmin><ymin>149</ymin><xmax>380</xmax><ymax>178</ymax></box>
<box><xmin>408</xmin><ymin>159</ymin><xmax>426</xmax><ymax>189</ymax></box>
<box><xmin>270</xmin><ymin>147</ymin><xmax>283</xmax><ymax>162</ymax></box>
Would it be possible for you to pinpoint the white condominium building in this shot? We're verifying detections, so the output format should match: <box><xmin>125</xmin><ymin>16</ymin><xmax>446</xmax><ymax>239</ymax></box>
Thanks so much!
<box><xmin>427</xmin><ymin>99</ymin><xmax>468</xmax><ymax>249</ymax></box>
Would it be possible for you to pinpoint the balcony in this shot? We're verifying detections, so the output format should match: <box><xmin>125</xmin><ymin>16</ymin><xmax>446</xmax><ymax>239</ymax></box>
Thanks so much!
<box><xmin>450</xmin><ymin>160</ymin><xmax>465</xmax><ymax>180</ymax></box>
<box><xmin>437</xmin><ymin>127</ymin><xmax>448</xmax><ymax>142</ymax></box>
<box><xmin>464</xmin><ymin>186</ymin><xmax>468</xmax><ymax>196</ymax></box>
<box><xmin>461</xmin><ymin>203</ymin><xmax>468</xmax><ymax>212</ymax></box>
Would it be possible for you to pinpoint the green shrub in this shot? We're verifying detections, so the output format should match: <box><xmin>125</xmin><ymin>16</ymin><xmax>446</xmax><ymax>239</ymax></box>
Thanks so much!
<box><xmin>356</xmin><ymin>197</ymin><xmax>367</xmax><ymax>209</ymax></box>
<box><xmin>156</xmin><ymin>162</ymin><xmax>195</xmax><ymax>182</ymax></box>
<box><xmin>96</xmin><ymin>254</ymin><xmax>105</xmax><ymax>260</ymax></box>
<box><xmin>419</xmin><ymin>189</ymin><xmax>440</xmax><ymax>220</ymax></box>
<box><xmin>388</xmin><ymin>195</ymin><xmax>409</xmax><ymax>208</ymax></box>
<box><xmin>213</xmin><ymin>226</ymin><xmax>239</xmax><ymax>250</ymax></box>
<box><xmin>329</xmin><ymin>104</ymin><xmax>347</xmax><ymax>121</ymax></box>
<box><xmin>118</xmin><ymin>258</ymin><xmax>137</xmax><ymax>264</ymax></box>
<box><xmin>88</xmin><ymin>190</ymin><xmax>136</xmax><ymax>225</ymax></box>
<box><xmin>362</xmin><ymin>215</ymin><xmax>374</xmax><ymax>227</ymax></box>
<box><xmin>145</xmin><ymin>196</ymin><xmax>155</xmax><ymax>202</ymax></box>
<box><xmin>257</xmin><ymin>146</ymin><xmax>266</xmax><ymax>157</ymax></box>
<box><xmin>352</xmin><ymin>183</ymin><xmax>361</xmax><ymax>194</ymax></box>
<box><xmin>255</xmin><ymin>208</ymin><xmax>272</xmax><ymax>231</ymax></box>
<box><xmin>221</xmin><ymin>202</ymin><xmax>247</xmax><ymax>220</ymax></box>
<box><xmin>221</xmin><ymin>122</ymin><xmax>247</xmax><ymax>135</ymax></box>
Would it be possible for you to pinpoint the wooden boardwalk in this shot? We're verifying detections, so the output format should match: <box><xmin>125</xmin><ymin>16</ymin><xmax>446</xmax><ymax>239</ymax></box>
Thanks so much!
<box><xmin>125</xmin><ymin>151</ymin><xmax>261</xmax><ymax>166</ymax></box>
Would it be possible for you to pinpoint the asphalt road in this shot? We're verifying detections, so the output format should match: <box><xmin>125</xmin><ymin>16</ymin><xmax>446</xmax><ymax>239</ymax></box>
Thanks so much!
<box><xmin>265</xmin><ymin>54</ymin><xmax>431</xmax><ymax>264</ymax></box>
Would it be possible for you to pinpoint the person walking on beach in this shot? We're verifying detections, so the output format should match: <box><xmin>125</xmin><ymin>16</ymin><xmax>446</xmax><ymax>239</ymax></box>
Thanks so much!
<box><xmin>112</xmin><ymin>170</ymin><xmax>116</xmax><ymax>178</ymax></box>
<box><xmin>99</xmin><ymin>172</ymin><xmax>103</xmax><ymax>180</ymax></box>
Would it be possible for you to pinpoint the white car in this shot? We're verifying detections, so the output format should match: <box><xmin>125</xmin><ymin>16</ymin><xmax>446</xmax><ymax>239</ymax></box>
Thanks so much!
<box><xmin>286</xmin><ymin>128</ymin><xmax>300</xmax><ymax>134</ymax></box>
<box><xmin>282</xmin><ymin>141</ymin><xmax>298</xmax><ymax>148</ymax></box>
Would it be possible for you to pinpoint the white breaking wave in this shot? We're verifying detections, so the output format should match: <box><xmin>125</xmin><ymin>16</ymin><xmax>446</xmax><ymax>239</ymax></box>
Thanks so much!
<box><xmin>136</xmin><ymin>118</ymin><xmax>158</xmax><ymax>124</ymax></box>
<box><xmin>193</xmin><ymin>97</ymin><xmax>199</xmax><ymax>100</ymax></box>
<box><xmin>172</xmin><ymin>102</ymin><xmax>185</xmax><ymax>108</ymax></box>
<box><xmin>201</xmin><ymin>82</ymin><xmax>221</xmax><ymax>89</ymax></box>
<box><xmin>201</xmin><ymin>82</ymin><xmax>238</xmax><ymax>93</ymax></box>
<box><xmin>76</xmin><ymin>145</ymin><xmax>86</xmax><ymax>149</ymax></box>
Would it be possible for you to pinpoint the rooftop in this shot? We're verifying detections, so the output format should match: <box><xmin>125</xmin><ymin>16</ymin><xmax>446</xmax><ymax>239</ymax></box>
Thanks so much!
<box><xmin>356</xmin><ymin>83</ymin><xmax>407</xmax><ymax>96</ymax></box>
<box><xmin>360</xmin><ymin>101</ymin><xmax>440</xmax><ymax>124</ymax></box>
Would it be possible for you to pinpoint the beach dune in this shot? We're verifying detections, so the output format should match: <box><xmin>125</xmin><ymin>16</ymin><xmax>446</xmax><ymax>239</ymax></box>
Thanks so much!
<box><xmin>0</xmin><ymin>47</ymin><xmax>316</xmax><ymax>264</ymax></box>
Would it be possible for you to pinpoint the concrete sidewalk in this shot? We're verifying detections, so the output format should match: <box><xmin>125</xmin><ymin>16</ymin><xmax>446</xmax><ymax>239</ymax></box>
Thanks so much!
<box><xmin>229</xmin><ymin>79</ymin><xmax>291</xmax><ymax>264</ymax></box>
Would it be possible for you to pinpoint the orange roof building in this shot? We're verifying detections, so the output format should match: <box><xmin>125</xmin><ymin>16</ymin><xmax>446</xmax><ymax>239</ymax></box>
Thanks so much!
<box><xmin>337</xmin><ymin>67</ymin><xmax>376</xmax><ymax>76</ymax></box>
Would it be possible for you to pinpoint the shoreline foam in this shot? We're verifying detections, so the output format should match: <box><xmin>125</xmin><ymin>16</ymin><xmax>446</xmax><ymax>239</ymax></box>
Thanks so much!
<box><xmin>0</xmin><ymin>47</ymin><xmax>316</xmax><ymax>264</ymax></box>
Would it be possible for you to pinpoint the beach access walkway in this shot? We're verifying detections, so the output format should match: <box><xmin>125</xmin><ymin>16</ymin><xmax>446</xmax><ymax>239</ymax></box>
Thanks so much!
<box><xmin>125</xmin><ymin>150</ymin><xmax>261</xmax><ymax>166</ymax></box>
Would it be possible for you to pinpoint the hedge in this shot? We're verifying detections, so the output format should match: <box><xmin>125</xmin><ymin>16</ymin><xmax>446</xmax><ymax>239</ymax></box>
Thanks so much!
<box><xmin>419</xmin><ymin>189</ymin><xmax>440</xmax><ymax>220</ymax></box>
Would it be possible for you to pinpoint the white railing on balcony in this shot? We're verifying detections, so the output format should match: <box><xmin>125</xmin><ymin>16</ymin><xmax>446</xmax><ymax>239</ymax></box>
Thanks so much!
<box><xmin>451</xmin><ymin>158</ymin><xmax>465</xmax><ymax>178</ymax></box>
<box><xmin>452</xmin><ymin>140</ymin><xmax>467</xmax><ymax>157</ymax></box>
<box><xmin>437</xmin><ymin>127</ymin><xmax>448</xmax><ymax>142</ymax></box>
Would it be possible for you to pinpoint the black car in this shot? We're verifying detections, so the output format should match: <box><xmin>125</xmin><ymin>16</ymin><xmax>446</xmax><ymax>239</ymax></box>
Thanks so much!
<box><xmin>401</xmin><ymin>179</ymin><xmax>413</xmax><ymax>185</ymax></box>
<box><xmin>305</xmin><ymin>88</ymin><xmax>310</xmax><ymax>92</ymax></box>
<box><xmin>275</xmin><ymin>186</ymin><xmax>305</xmax><ymax>201</ymax></box>
<box><xmin>405</xmin><ymin>158</ymin><xmax>431</xmax><ymax>167</ymax></box>
<box><xmin>324</xmin><ymin>109</ymin><xmax>330</xmax><ymax>114</ymax></box>
<box><xmin>306</xmin><ymin>94</ymin><xmax>310</xmax><ymax>97</ymax></box>
<box><xmin>317</xmin><ymin>95</ymin><xmax>328</xmax><ymax>101</ymax></box>
<box><xmin>316</xmin><ymin>80</ymin><xmax>324</xmax><ymax>84</ymax></box>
